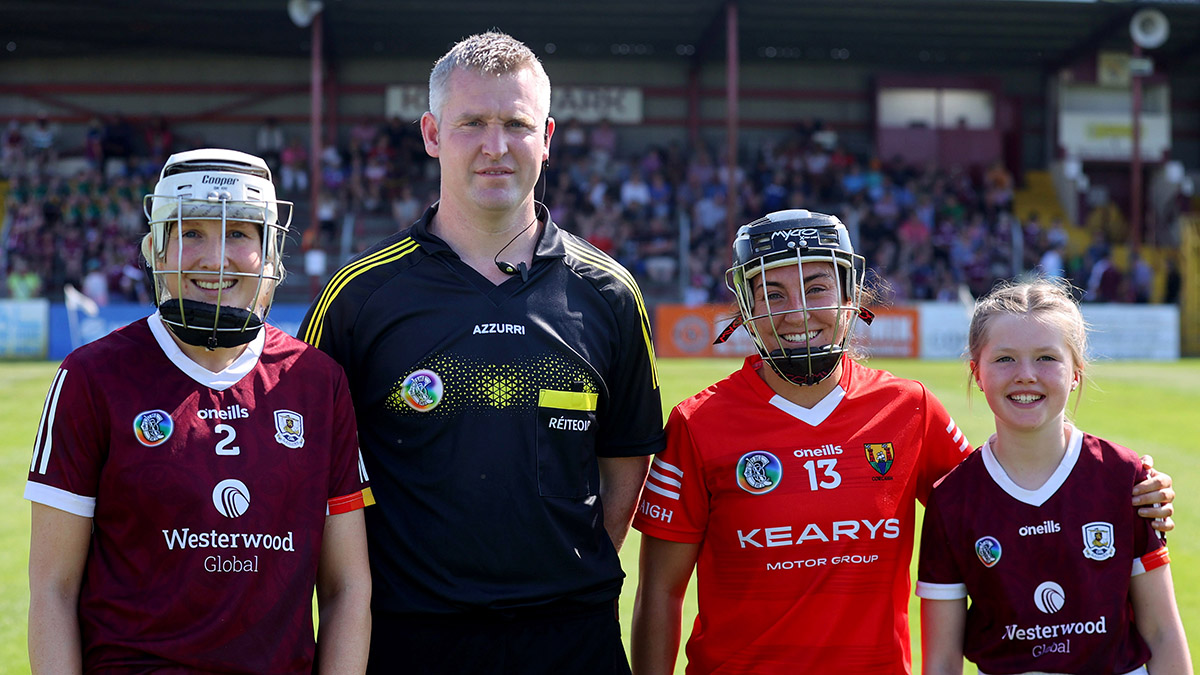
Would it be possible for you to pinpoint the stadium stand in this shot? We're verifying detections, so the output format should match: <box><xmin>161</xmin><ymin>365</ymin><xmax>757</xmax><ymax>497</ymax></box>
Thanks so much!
<box><xmin>0</xmin><ymin>113</ymin><xmax>1184</xmax><ymax>308</ymax></box>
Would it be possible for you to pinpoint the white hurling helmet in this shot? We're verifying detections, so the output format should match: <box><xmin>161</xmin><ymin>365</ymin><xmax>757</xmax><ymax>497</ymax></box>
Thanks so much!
<box><xmin>143</xmin><ymin>148</ymin><xmax>293</xmax><ymax>350</ymax></box>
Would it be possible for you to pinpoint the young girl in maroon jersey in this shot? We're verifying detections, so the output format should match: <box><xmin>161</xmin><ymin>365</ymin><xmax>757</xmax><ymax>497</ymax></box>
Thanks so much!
<box><xmin>918</xmin><ymin>279</ymin><xmax>1190</xmax><ymax>674</ymax></box>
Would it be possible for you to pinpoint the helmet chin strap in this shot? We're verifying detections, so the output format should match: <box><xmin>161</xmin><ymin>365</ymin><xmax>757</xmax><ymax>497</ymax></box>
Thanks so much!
<box><xmin>160</xmin><ymin>299</ymin><xmax>263</xmax><ymax>350</ymax></box>
<box><xmin>762</xmin><ymin>347</ymin><xmax>843</xmax><ymax>386</ymax></box>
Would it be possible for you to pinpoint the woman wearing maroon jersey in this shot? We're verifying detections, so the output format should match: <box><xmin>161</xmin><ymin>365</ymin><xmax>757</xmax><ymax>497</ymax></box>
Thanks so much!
<box><xmin>27</xmin><ymin>149</ymin><xmax>373</xmax><ymax>673</ymax></box>
<box><xmin>918</xmin><ymin>279</ymin><xmax>1189</xmax><ymax>674</ymax></box>
<box><xmin>629</xmin><ymin>210</ymin><xmax>1174</xmax><ymax>675</ymax></box>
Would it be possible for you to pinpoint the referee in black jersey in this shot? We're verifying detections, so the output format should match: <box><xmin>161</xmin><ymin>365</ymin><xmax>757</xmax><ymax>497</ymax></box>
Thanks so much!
<box><xmin>300</xmin><ymin>30</ymin><xmax>665</xmax><ymax>675</ymax></box>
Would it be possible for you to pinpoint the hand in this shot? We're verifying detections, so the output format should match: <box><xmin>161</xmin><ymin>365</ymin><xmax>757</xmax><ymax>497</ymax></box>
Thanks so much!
<box><xmin>1135</xmin><ymin>455</ymin><xmax>1174</xmax><ymax>533</ymax></box>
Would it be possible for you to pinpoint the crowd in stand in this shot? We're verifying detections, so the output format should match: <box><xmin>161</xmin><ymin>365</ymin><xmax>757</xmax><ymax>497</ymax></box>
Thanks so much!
<box><xmin>2</xmin><ymin>115</ymin><xmax>153</xmax><ymax>305</ymax></box>
<box><xmin>1</xmin><ymin>113</ymin><xmax>1181</xmax><ymax>307</ymax></box>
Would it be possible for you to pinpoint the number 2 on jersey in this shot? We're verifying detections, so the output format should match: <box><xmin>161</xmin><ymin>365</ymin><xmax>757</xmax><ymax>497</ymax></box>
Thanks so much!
<box><xmin>215</xmin><ymin>424</ymin><xmax>241</xmax><ymax>456</ymax></box>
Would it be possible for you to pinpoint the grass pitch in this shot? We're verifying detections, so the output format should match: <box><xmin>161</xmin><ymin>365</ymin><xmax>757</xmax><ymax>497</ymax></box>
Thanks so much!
<box><xmin>1</xmin><ymin>358</ymin><xmax>1197</xmax><ymax>672</ymax></box>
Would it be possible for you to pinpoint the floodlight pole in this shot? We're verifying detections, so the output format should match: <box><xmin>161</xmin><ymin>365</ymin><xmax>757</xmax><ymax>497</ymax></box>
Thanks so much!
<box><xmin>308</xmin><ymin>9</ymin><xmax>324</xmax><ymax>251</ymax></box>
<box><xmin>1130</xmin><ymin>43</ymin><xmax>1142</xmax><ymax>250</ymax></box>
<box><xmin>725</xmin><ymin>0</ymin><xmax>739</xmax><ymax>248</ymax></box>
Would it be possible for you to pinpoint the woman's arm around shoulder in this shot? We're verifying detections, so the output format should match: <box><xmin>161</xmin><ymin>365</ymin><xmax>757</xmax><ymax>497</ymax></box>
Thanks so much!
<box><xmin>1134</xmin><ymin>455</ymin><xmax>1175</xmax><ymax>533</ymax></box>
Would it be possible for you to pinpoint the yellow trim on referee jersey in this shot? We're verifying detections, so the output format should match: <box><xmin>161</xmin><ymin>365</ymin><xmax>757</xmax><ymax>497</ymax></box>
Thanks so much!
<box><xmin>561</xmin><ymin>239</ymin><xmax>659</xmax><ymax>388</ymax></box>
<box><xmin>538</xmin><ymin>389</ymin><xmax>600</xmax><ymax>411</ymax></box>
<box><xmin>303</xmin><ymin>238</ymin><xmax>420</xmax><ymax>348</ymax></box>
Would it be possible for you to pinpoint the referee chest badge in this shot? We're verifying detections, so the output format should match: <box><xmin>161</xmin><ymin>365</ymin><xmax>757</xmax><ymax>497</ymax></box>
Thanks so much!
<box><xmin>400</xmin><ymin>369</ymin><xmax>443</xmax><ymax>412</ymax></box>
<box><xmin>274</xmin><ymin>410</ymin><xmax>305</xmax><ymax>448</ymax></box>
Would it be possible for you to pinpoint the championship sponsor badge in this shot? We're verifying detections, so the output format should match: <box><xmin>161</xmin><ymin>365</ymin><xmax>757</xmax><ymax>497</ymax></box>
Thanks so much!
<box><xmin>273</xmin><ymin>409</ymin><xmax>305</xmax><ymax>448</ymax></box>
<box><xmin>401</xmin><ymin>369</ymin><xmax>443</xmax><ymax>412</ymax></box>
<box><xmin>1082</xmin><ymin>521</ymin><xmax>1116</xmax><ymax>561</ymax></box>
<box><xmin>864</xmin><ymin>442</ymin><xmax>894</xmax><ymax>476</ymax></box>
<box><xmin>213</xmin><ymin>478</ymin><xmax>251</xmax><ymax>518</ymax></box>
<box><xmin>133</xmin><ymin>409</ymin><xmax>174</xmax><ymax>447</ymax></box>
<box><xmin>975</xmin><ymin>536</ymin><xmax>1002</xmax><ymax>567</ymax></box>
<box><xmin>736</xmin><ymin>451</ymin><xmax>782</xmax><ymax>495</ymax></box>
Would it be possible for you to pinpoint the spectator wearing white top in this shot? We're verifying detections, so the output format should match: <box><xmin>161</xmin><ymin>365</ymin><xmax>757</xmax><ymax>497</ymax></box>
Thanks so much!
<box><xmin>81</xmin><ymin>259</ymin><xmax>109</xmax><ymax>307</ymax></box>
<box><xmin>619</xmin><ymin>171</ymin><xmax>652</xmax><ymax>218</ymax></box>
<box><xmin>1037</xmin><ymin>241</ymin><xmax>1066</xmax><ymax>281</ymax></box>
<box><xmin>25</xmin><ymin>113</ymin><xmax>58</xmax><ymax>168</ymax></box>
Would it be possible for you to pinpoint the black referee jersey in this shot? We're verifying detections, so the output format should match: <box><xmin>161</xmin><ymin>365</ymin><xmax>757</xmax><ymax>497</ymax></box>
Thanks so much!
<box><xmin>300</xmin><ymin>204</ymin><xmax>665</xmax><ymax>615</ymax></box>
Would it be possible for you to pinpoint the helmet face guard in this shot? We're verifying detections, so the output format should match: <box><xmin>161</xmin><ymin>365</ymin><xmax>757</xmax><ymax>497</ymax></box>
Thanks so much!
<box><xmin>726</xmin><ymin>209</ymin><xmax>870</xmax><ymax>387</ymax></box>
<box><xmin>143</xmin><ymin>148</ymin><xmax>293</xmax><ymax>350</ymax></box>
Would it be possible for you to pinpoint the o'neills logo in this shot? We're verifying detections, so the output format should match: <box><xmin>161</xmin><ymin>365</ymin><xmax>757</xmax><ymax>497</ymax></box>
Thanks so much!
<box><xmin>197</xmin><ymin>404</ymin><xmax>249</xmax><ymax>420</ymax></box>
<box><xmin>201</xmin><ymin>175</ymin><xmax>238</xmax><ymax>186</ymax></box>
<box><xmin>793</xmin><ymin>444</ymin><xmax>842</xmax><ymax>458</ymax></box>
<box><xmin>1019</xmin><ymin>520</ymin><xmax>1061</xmax><ymax>536</ymax></box>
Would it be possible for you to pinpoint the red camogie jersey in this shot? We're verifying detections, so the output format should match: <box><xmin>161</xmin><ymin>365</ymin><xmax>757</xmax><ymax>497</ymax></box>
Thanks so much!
<box><xmin>25</xmin><ymin>313</ymin><xmax>372</xmax><ymax>674</ymax></box>
<box><xmin>916</xmin><ymin>427</ymin><xmax>1167</xmax><ymax>674</ymax></box>
<box><xmin>633</xmin><ymin>355</ymin><xmax>972</xmax><ymax>674</ymax></box>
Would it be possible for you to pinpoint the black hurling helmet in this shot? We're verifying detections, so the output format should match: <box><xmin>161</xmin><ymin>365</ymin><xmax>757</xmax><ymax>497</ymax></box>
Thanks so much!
<box><xmin>726</xmin><ymin>209</ymin><xmax>872</xmax><ymax>386</ymax></box>
<box><xmin>143</xmin><ymin>148</ymin><xmax>293</xmax><ymax>350</ymax></box>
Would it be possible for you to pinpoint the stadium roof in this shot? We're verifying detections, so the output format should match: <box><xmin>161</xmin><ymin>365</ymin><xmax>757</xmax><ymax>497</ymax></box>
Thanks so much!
<box><xmin>3</xmin><ymin>0</ymin><xmax>1200</xmax><ymax>73</ymax></box>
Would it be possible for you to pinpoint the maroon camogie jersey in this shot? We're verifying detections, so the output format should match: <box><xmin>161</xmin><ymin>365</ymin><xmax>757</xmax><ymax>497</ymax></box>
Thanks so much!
<box><xmin>633</xmin><ymin>356</ymin><xmax>972</xmax><ymax>674</ymax></box>
<box><xmin>25</xmin><ymin>313</ymin><xmax>372</xmax><ymax>673</ymax></box>
<box><xmin>917</xmin><ymin>426</ymin><xmax>1167</xmax><ymax>674</ymax></box>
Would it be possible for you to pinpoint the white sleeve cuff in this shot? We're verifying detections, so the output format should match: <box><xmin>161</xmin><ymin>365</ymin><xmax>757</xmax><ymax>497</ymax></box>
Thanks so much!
<box><xmin>25</xmin><ymin>481</ymin><xmax>96</xmax><ymax>518</ymax></box>
<box><xmin>915</xmin><ymin>580</ymin><xmax>967</xmax><ymax>600</ymax></box>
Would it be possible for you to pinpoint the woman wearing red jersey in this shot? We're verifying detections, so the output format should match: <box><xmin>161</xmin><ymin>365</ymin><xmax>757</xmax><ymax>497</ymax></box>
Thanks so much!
<box><xmin>630</xmin><ymin>209</ymin><xmax>1174</xmax><ymax>674</ymax></box>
